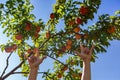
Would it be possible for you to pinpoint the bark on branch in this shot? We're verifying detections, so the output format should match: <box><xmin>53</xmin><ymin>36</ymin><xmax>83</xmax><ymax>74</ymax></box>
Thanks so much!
<box><xmin>2</xmin><ymin>61</ymin><xmax>24</xmax><ymax>80</ymax></box>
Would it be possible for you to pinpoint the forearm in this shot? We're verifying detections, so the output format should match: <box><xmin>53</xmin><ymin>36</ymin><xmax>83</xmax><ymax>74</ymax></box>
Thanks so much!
<box><xmin>28</xmin><ymin>67</ymin><xmax>38</xmax><ymax>80</ymax></box>
<box><xmin>81</xmin><ymin>60</ymin><xmax>91</xmax><ymax>80</ymax></box>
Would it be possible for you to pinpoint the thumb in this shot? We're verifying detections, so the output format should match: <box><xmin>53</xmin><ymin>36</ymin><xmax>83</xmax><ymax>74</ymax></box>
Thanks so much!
<box><xmin>38</xmin><ymin>55</ymin><xmax>47</xmax><ymax>64</ymax></box>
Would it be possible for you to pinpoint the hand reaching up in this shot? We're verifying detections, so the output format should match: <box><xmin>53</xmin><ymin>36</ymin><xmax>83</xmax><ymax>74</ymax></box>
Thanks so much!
<box><xmin>27</xmin><ymin>48</ymin><xmax>46</xmax><ymax>69</ymax></box>
<box><xmin>74</xmin><ymin>44</ymin><xmax>94</xmax><ymax>62</ymax></box>
<box><xmin>27</xmin><ymin>48</ymin><xmax>46</xmax><ymax>80</ymax></box>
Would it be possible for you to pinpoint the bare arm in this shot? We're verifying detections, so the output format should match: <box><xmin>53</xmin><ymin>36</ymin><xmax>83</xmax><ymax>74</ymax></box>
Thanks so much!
<box><xmin>82</xmin><ymin>58</ymin><xmax>91</xmax><ymax>80</ymax></box>
<box><xmin>27</xmin><ymin>48</ymin><xmax>46</xmax><ymax>80</ymax></box>
<box><xmin>75</xmin><ymin>44</ymin><xmax>94</xmax><ymax>80</ymax></box>
<box><xmin>28</xmin><ymin>67</ymin><xmax>39</xmax><ymax>80</ymax></box>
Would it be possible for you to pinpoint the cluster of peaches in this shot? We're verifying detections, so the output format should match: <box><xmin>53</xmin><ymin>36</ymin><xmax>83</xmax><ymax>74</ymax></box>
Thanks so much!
<box><xmin>14</xmin><ymin>21</ymin><xmax>51</xmax><ymax>41</ymax></box>
<box><xmin>4</xmin><ymin>44</ymin><xmax>17</xmax><ymax>53</ymax></box>
<box><xmin>47</xmin><ymin>6</ymin><xmax>90</xmax><ymax>56</ymax></box>
<box><xmin>56</xmin><ymin>65</ymin><xmax>82</xmax><ymax>79</ymax></box>
<box><xmin>50</xmin><ymin>6</ymin><xmax>89</xmax><ymax>40</ymax></box>
<box><xmin>14</xmin><ymin>22</ymin><xmax>40</xmax><ymax>41</ymax></box>
<box><xmin>4</xmin><ymin>21</ymin><xmax>51</xmax><ymax>53</ymax></box>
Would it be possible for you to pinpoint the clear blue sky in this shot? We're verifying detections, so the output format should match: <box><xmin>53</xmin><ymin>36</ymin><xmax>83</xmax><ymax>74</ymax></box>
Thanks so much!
<box><xmin>0</xmin><ymin>0</ymin><xmax>120</xmax><ymax>80</ymax></box>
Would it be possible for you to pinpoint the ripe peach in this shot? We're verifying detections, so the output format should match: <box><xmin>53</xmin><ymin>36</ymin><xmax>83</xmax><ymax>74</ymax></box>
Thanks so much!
<box><xmin>107</xmin><ymin>26</ymin><xmax>116</xmax><ymax>33</ymax></box>
<box><xmin>73</xmin><ymin>27</ymin><xmax>81</xmax><ymax>33</ymax></box>
<box><xmin>46</xmin><ymin>31</ymin><xmax>51</xmax><ymax>39</ymax></box>
<box><xmin>50</xmin><ymin>13</ymin><xmax>55</xmax><ymax>19</ymax></box>
<box><xmin>24</xmin><ymin>23</ymin><xmax>31</xmax><ymax>31</ymax></box>
<box><xmin>27</xmin><ymin>49</ymin><xmax>32</xmax><ymax>53</ymax></box>
<box><xmin>75</xmin><ymin>34</ymin><xmax>82</xmax><ymax>39</ymax></box>
<box><xmin>61</xmin><ymin>46</ymin><xmax>66</xmax><ymax>52</ymax></box>
<box><xmin>36</xmin><ymin>26</ymin><xmax>40</xmax><ymax>33</ymax></box>
<box><xmin>68</xmin><ymin>20</ymin><xmax>75</xmax><ymax>26</ymax></box>
<box><xmin>80</xmin><ymin>6</ymin><xmax>89</xmax><ymax>15</ymax></box>
<box><xmin>67</xmin><ymin>39</ymin><xmax>72</xmax><ymax>45</ymax></box>
<box><xmin>62</xmin><ymin>66</ymin><xmax>68</xmax><ymax>72</ymax></box>
<box><xmin>15</xmin><ymin>33</ymin><xmax>23</xmax><ymax>40</ymax></box>
<box><xmin>57</xmin><ymin>73</ymin><xmax>62</xmax><ymax>78</ymax></box>
<box><xmin>12</xmin><ymin>44</ymin><xmax>17</xmax><ymax>50</ymax></box>
<box><xmin>75</xmin><ymin>17</ymin><xmax>83</xmax><ymax>24</ymax></box>
<box><xmin>5</xmin><ymin>46</ymin><xmax>13</xmax><ymax>53</ymax></box>
<box><xmin>66</xmin><ymin>45</ymin><xmax>72</xmax><ymax>50</ymax></box>
<box><xmin>34</xmin><ymin>32</ymin><xmax>39</xmax><ymax>38</ymax></box>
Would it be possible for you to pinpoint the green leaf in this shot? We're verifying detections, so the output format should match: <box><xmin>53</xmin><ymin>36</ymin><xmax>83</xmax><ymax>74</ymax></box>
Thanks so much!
<box><xmin>0</xmin><ymin>3</ymin><xmax>4</xmax><ymax>9</ymax></box>
<box><xmin>115</xmin><ymin>10</ymin><xmax>120</xmax><ymax>15</ymax></box>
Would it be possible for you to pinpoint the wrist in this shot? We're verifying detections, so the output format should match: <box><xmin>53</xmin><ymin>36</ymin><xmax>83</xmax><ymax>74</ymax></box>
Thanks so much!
<box><xmin>30</xmin><ymin>67</ymin><xmax>39</xmax><ymax>71</ymax></box>
<box><xmin>29</xmin><ymin>67</ymin><xmax>38</xmax><ymax>80</ymax></box>
<box><xmin>83</xmin><ymin>59</ymin><xmax>91</xmax><ymax>68</ymax></box>
<box><xmin>83</xmin><ymin>59</ymin><xmax>91</xmax><ymax>63</ymax></box>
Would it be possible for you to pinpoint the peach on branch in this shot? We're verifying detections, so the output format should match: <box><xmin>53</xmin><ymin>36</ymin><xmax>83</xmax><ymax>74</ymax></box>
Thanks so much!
<box><xmin>61</xmin><ymin>46</ymin><xmax>66</xmax><ymax>52</ymax></box>
<box><xmin>15</xmin><ymin>33</ymin><xmax>23</xmax><ymax>40</ymax></box>
<box><xmin>57</xmin><ymin>73</ymin><xmax>62</xmax><ymax>78</ymax></box>
<box><xmin>107</xmin><ymin>26</ymin><xmax>116</xmax><ymax>34</ymax></box>
<box><xmin>65</xmin><ymin>44</ymin><xmax>72</xmax><ymax>50</ymax></box>
<box><xmin>5</xmin><ymin>46</ymin><xmax>13</xmax><ymax>53</ymax></box>
<box><xmin>66</xmin><ymin>39</ymin><xmax>72</xmax><ymax>45</ymax></box>
<box><xmin>12</xmin><ymin>44</ymin><xmax>17</xmax><ymax>50</ymax></box>
<box><xmin>27</xmin><ymin>49</ymin><xmax>33</xmax><ymax>53</ymax></box>
<box><xmin>75</xmin><ymin>34</ymin><xmax>82</xmax><ymax>39</ymax></box>
<box><xmin>24</xmin><ymin>23</ymin><xmax>31</xmax><ymax>31</ymax></box>
<box><xmin>75</xmin><ymin>17</ymin><xmax>83</xmax><ymax>24</ymax></box>
<box><xmin>50</xmin><ymin>13</ymin><xmax>55</xmax><ymax>19</ymax></box>
<box><xmin>68</xmin><ymin>20</ymin><xmax>75</xmax><ymax>26</ymax></box>
<box><xmin>46</xmin><ymin>31</ymin><xmax>51</xmax><ymax>39</ymax></box>
<box><xmin>35</xmin><ymin>26</ymin><xmax>40</xmax><ymax>33</ymax></box>
<box><xmin>61</xmin><ymin>66</ymin><xmax>68</xmax><ymax>72</ymax></box>
<box><xmin>79</xmin><ymin>6</ymin><xmax>89</xmax><ymax>15</ymax></box>
<box><xmin>34</xmin><ymin>32</ymin><xmax>39</xmax><ymax>39</ymax></box>
<box><xmin>73</xmin><ymin>27</ymin><xmax>81</xmax><ymax>33</ymax></box>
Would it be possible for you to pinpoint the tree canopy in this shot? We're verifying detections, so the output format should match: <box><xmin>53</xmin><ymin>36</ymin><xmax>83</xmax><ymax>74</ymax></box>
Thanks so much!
<box><xmin>0</xmin><ymin>0</ymin><xmax>120</xmax><ymax>80</ymax></box>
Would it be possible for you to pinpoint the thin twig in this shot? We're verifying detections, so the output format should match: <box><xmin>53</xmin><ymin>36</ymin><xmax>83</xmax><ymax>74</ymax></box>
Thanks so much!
<box><xmin>46</xmin><ymin>52</ymin><xmax>74</xmax><ymax>72</ymax></box>
<box><xmin>43</xmin><ymin>72</ymin><xmax>54</xmax><ymax>80</ymax></box>
<box><xmin>47</xmin><ymin>54</ymin><xmax>65</xmax><ymax>66</ymax></box>
<box><xmin>12</xmin><ymin>71</ymin><xmax>45</xmax><ymax>74</ymax></box>
<box><xmin>39</xmin><ymin>31</ymin><xmax>66</xmax><ymax>49</ymax></box>
<box><xmin>0</xmin><ymin>52</ymin><xmax>13</xmax><ymax>77</ymax></box>
<box><xmin>2</xmin><ymin>51</ymin><xmax>36</xmax><ymax>80</ymax></box>
<box><xmin>2</xmin><ymin>61</ymin><xmax>24</xmax><ymax>80</ymax></box>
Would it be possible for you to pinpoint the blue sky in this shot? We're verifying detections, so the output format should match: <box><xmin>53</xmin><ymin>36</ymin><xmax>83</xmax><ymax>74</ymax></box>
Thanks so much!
<box><xmin>0</xmin><ymin>0</ymin><xmax>120</xmax><ymax>80</ymax></box>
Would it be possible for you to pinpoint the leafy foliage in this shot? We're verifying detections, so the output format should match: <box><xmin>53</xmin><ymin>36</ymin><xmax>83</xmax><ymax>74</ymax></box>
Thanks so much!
<box><xmin>0</xmin><ymin>0</ymin><xmax>120</xmax><ymax>80</ymax></box>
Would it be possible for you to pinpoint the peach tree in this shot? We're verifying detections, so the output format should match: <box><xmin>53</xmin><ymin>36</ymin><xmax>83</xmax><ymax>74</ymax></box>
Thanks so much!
<box><xmin>0</xmin><ymin>0</ymin><xmax>120</xmax><ymax>80</ymax></box>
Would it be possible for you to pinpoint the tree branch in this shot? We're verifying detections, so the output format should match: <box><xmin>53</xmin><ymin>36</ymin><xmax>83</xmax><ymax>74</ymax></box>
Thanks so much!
<box><xmin>47</xmin><ymin>54</ymin><xmax>74</xmax><ymax>72</ymax></box>
<box><xmin>39</xmin><ymin>31</ymin><xmax>67</xmax><ymax>49</ymax></box>
<box><xmin>0</xmin><ymin>52</ymin><xmax>13</xmax><ymax>78</ymax></box>
<box><xmin>2</xmin><ymin>60</ymin><xmax>24</xmax><ymax>80</ymax></box>
<box><xmin>47</xmin><ymin>54</ymin><xmax>65</xmax><ymax>66</ymax></box>
<box><xmin>43</xmin><ymin>72</ymin><xmax>53</xmax><ymax>79</ymax></box>
<box><xmin>12</xmin><ymin>71</ymin><xmax>53</xmax><ymax>80</ymax></box>
<box><xmin>1</xmin><ymin>51</ymin><xmax>35</xmax><ymax>80</ymax></box>
<box><xmin>12</xmin><ymin>71</ymin><xmax>45</xmax><ymax>74</ymax></box>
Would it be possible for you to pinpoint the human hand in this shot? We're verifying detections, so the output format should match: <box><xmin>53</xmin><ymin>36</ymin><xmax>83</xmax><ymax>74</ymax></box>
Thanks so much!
<box><xmin>27</xmin><ymin>48</ymin><xmax>46</xmax><ymax>69</ymax></box>
<box><xmin>74</xmin><ymin>44</ymin><xmax>94</xmax><ymax>62</ymax></box>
